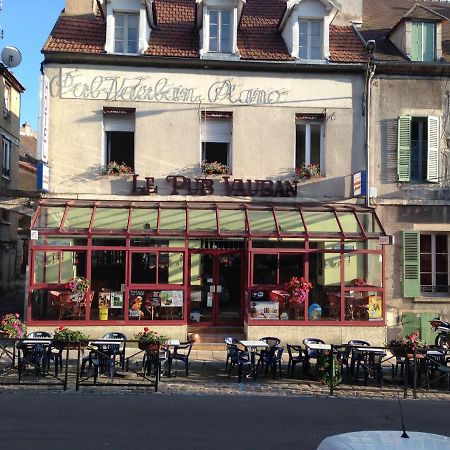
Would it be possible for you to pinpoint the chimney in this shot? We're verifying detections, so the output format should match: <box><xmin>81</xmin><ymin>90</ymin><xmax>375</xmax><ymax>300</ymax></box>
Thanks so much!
<box><xmin>21</xmin><ymin>122</ymin><xmax>32</xmax><ymax>136</ymax></box>
<box><xmin>65</xmin><ymin>0</ymin><xmax>95</xmax><ymax>15</ymax></box>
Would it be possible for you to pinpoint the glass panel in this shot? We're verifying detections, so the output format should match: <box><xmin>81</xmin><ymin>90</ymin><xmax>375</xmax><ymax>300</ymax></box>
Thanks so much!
<box><xmin>436</xmin><ymin>234</ymin><xmax>448</xmax><ymax>252</ymax></box>
<box><xmin>93</xmin><ymin>208</ymin><xmax>129</xmax><ymax>229</ymax></box>
<box><xmin>248</xmin><ymin>210</ymin><xmax>276</xmax><ymax>233</ymax></box>
<box><xmin>35</xmin><ymin>207</ymin><xmax>65</xmax><ymax>228</ymax></box>
<box><xmin>295</xmin><ymin>124</ymin><xmax>306</xmax><ymax>167</ymax></box>
<box><xmin>436</xmin><ymin>254</ymin><xmax>448</xmax><ymax>273</ymax></box>
<box><xmin>159</xmin><ymin>252</ymin><xmax>184</xmax><ymax>284</ymax></box>
<box><xmin>189</xmin><ymin>253</ymin><xmax>214</xmax><ymax>323</ymax></box>
<box><xmin>303</xmin><ymin>211</ymin><xmax>340</xmax><ymax>233</ymax></box>
<box><xmin>64</xmin><ymin>207</ymin><xmax>93</xmax><ymax>229</ymax></box>
<box><xmin>159</xmin><ymin>209</ymin><xmax>186</xmax><ymax>231</ymax></box>
<box><xmin>253</xmin><ymin>254</ymin><xmax>277</xmax><ymax>284</ymax></box>
<box><xmin>131</xmin><ymin>238</ymin><xmax>184</xmax><ymax>247</ymax></box>
<box><xmin>336</xmin><ymin>212</ymin><xmax>362</xmax><ymax>234</ymax></box>
<box><xmin>279</xmin><ymin>254</ymin><xmax>304</xmax><ymax>283</ymax></box>
<box><xmin>344</xmin><ymin>290</ymin><xmax>383</xmax><ymax>322</ymax></box>
<box><xmin>130</xmin><ymin>208</ymin><xmax>158</xmax><ymax>231</ymax></box>
<box><xmin>310</xmin><ymin>123</ymin><xmax>321</xmax><ymax>164</ymax></box>
<box><xmin>91</xmin><ymin>250</ymin><xmax>126</xmax><ymax>321</ymax></box>
<box><xmin>299</xmin><ymin>20</ymin><xmax>308</xmax><ymax>59</ymax></box>
<box><xmin>189</xmin><ymin>209</ymin><xmax>217</xmax><ymax>231</ymax></box>
<box><xmin>131</xmin><ymin>253</ymin><xmax>157</xmax><ymax>284</ymax></box>
<box><xmin>355</xmin><ymin>212</ymin><xmax>382</xmax><ymax>234</ymax></box>
<box><xmin>421</xmin><ymin>253</ymin><xmax>432</xmax><ymax>272</ymax></box>
<box><xmin>252</xmin><ymin>239</ymin><xmax>305</xmax><ymax>248</ymax></box>
<box><xmin>130</xmin><ymin>290</ymin><xmax>184</xmax><ymax>321</ymax></box>
<box><xmin>115</xmin><ymin>14</ymin><xmax>125</xmax><ymax>27</ymax></box>
<box><xmin>420</xmin><ymin>234</ymin><xmax>432</xmax><ymax>253</ymax></box>
<box><xmin>219</xmin><ymin>209</ymin><xmax>246</xmax><ymax>232</ymax></box>
<box><xmin>217</xmin><ymin>253</ymin><xmax>242</xmax><ymax>324</ymax></box>
<box><xmin>92</xmin><ymin>237</ymin><xmax>126</xmax><ymax>247</ymax></box>
<box><xmin>276</xmin><ymin>210</ymin><xmax>304</xmax><ymax>233</ymax></box>
<box><xmin>344</xmin><ymin>252</ymin><xmax>383</xmax><ymax>287</ymax></box>
<box><xmin>35</xmin><ymin>236</ymin><xmax>87</xmax><ymax>246</ymax></box>
<box><xmin>33</xmin><ymin>251</ymin><xmax>58</xmax><ymax>284</ymax></box>
<box><xmin>60</xmin><ymin>251</ymin><xmax>87</xmax><ymax>283</ymax></box>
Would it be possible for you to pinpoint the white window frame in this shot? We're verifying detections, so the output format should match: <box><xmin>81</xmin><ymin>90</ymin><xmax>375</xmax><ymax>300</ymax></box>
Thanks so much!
<box><xmin>200</xmin><ymin>117</ymin><xmax>232</xmax><ymax>172</ymax></box>
<box><xmin>295</xmin><ymin>120</ymin><xmax>324</xmax><ymax>171</ymax></box>
<box><xmin>208</xmin><ymin>9</ymin><xmax>232</xmax><ymax>54</ymax></box>
<box><xmin>114</xmin><ymin>12</ymin><xmax>139</xmax><ymax>54</ymax></box>
<box><xmin>420</xmin><ymin>233</ymin><xmax>449</xmax><ymax>295</ymax></box>
<box><xmin>2</xmin><ymin>138</ymin><xmax>11</xmax><ymax>179</ymax></box>
<box><xmin>103</xmin><ymin>112</ymin><xmax>135</xmax><ymax>170</ymax></box>
<box><xmin>298</xmin><ymin>19</ymin><xmax>323</xmax><ymax>60</ymax></box>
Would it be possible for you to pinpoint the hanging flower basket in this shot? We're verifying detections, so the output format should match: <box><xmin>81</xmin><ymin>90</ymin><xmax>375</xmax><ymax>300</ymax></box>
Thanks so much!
<box><xmin>282</xmin><ymin>276</ymin><xmax>313</xmax><ymax>306</ymax></box>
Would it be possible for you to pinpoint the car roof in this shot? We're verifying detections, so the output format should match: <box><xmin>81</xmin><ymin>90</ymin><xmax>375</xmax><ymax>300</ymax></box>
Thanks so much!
<box><xmin>317</xmin><ymin>430</ymin><xmax>450</xmax><ymax>450</ymax></box>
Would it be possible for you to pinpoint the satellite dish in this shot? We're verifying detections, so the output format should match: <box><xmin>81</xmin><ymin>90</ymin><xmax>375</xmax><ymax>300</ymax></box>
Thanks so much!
<box><xmin>1</xmin><ymin>46</ymin><xmax>22</xmax><ymax>68</ymax></box>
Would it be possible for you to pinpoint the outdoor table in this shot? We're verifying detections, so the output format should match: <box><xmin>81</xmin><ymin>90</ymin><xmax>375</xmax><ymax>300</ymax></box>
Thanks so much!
<box><xmin>306</xmin><ymin>343</ymin><xmax>332</xmax><ymax>351</ymax></box>
<box><xmin>239</xmin><ymin>340</ymin><xmax>269</xmax><ymax>380</ymax></box>
<box><xmin>355</xmin><ymin>347</ymin><xmax>386</xmax><ymax>385</ymax></box>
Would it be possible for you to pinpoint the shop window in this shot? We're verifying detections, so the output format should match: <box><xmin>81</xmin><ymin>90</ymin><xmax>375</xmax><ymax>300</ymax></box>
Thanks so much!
<box><xmin>104</xmin><ymin>109</ymin><xmax>135</xmax><ymax>172</ymax></box>
<box><xmin>114</xmin><ymin>13</ymin><xmax>139</xmax><ymax>54</ymax></box>
<box><xmin>2</xmin><ymin>138</ymin><xmax>11</xmax><ymax>178</ymax></box>
<box><xmin>295</xmin><ymin>120</ymin><xmax>323</xmax><ymax>173</ymax></box>
<box><xmin>397</xmin><ymin>116</ymin><xmax>439</xmax><ymax>183</ymax></box>
<box><xmin>131</xmin><ymin>253</ymin><xmax>157</xmax><ymax>284</ymax></box>
<box><xmin>129</xmin><ymin>289</ymin><xmax>184</xmax><ymax>321</ymax></box>
<box><xmin>201</xmin><ymin>116</ymin><xmax>232</xmax><ymax>174</ymax></box>
<box><xmin>131</xmin><ymin>251</ymin><xmax>184</xmax><ymax>285</ymax></box>
<box><xmin>253</xmin><ymin>254</ymin><xmax>277</xmax><ymax>285</ymax></box>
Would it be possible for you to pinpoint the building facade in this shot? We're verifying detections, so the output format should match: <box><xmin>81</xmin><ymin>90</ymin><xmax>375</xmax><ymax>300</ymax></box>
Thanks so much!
<box><xmin>29</xmin><ymin>0</ymin><xmax>389</xmax><ymax>343</ymax></box>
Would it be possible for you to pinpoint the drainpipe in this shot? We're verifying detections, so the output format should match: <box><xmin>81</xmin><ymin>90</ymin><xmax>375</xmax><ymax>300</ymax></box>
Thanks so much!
<box><xmin>364</xmin><ymin>43</ymin><xmax>377</xmax><ymax>207</ymax></box>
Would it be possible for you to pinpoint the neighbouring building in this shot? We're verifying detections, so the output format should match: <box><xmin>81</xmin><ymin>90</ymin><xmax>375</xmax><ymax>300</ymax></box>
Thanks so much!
<box><xmin>28</xmin><ymin>0</ymin><xmax>391</xmax><ymax>343</ymax></box>
<box><xmin>0</xmin><ymin>63</ymin><xmax>25</xmax><ymax>295</ymax></box>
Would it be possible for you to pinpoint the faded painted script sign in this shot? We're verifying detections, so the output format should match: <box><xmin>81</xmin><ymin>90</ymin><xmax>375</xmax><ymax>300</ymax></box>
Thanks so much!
<box><xmin>53</xmin><ymin>68</ymin><xmax>289</xmax><ymax>105</ymax></box>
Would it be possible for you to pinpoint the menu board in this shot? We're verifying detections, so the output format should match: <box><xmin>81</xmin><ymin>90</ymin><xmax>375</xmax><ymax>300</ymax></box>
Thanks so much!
<box><xmin>160</xmin><ymin>290</ymin><xmax>183</xmax><ymax>307</ymax></box>
<box><xmin>110</xmin><ymin>291</ymin><xmax>123</xmax><ymax>309</ymax></box>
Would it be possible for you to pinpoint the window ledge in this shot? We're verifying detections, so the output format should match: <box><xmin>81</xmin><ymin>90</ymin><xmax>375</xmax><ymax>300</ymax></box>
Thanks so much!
<box><xmin>414</xmin><ymin>296</ymin><xmax>450</xmax><ymax>303</ymax></box>
<box><xmin>200</xmin><ymin>53</ymin><xmax>240</xmax><ymax>62</ymax></box>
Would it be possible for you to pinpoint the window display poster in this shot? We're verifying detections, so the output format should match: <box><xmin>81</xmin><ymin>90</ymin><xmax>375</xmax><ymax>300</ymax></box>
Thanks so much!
<box><xmin>160</xmin><ymin>290</ymin><xmax>184</xmax><ymax>307</ymax></box>
<box><xmin>98</xmin><ymin>292</ymin><xmax>111</xmax><ymax>308</ymax></box>
<box><xmin>250</xmin><ymin>301</ymin><xmax>279</xmax><ymax>320</ymax></box>
<box><xmin>368</xmin><ymin>295</ymin><xmax>382</xmax><ymax>320</ymax></box>
<box><xmin>129</xmin><ymin>290</ymin><xmax>145</xmax><ymax>318</ymax></box>
<box><xmin>110</xmin><ymin>291</ymin><xmax>123</xmax><ymax>309</ymax></box>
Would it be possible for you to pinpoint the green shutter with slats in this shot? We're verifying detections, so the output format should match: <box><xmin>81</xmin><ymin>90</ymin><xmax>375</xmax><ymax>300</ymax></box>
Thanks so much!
<box><xmin>398</xmin><ymin>116</ymin><xmax>412</xmax><ymax>182</ymax></box>
<box><xmin>427</xmin><ymin>116</ymin><xmax>439</xmax><ymax>183</ymax></box>
<box><xmin>403</xmin><ymin>230</ymin><xmax>420</xmax><ymax>298</ymax></box>
<box><xmin>411</xmin><ymin>22</ymin><xmax>422</xmax><ymax>61</ymax></box>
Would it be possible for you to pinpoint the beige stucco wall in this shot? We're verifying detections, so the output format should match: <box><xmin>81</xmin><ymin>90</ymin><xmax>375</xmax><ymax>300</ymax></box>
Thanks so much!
<box><xmin>44</xmin><ymin>64</ymin><xmax>364</xmax><ymax>204</ymax></box>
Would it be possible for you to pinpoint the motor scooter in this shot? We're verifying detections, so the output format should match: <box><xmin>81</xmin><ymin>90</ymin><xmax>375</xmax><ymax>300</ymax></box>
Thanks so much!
<box><xmin>429</xmin><ymin>318</ymin><xmax>450</xmax><ymax>347</ymax></box>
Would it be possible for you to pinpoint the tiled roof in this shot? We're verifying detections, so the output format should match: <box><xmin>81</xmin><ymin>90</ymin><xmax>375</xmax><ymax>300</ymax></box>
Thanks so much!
<box><xmin>44</xmin><ymin>0</ymin><xmax>366</xmax><ymax>64</ymax></box>
<box><xmin>361</xmin><ymin>0</ymin><xmax>450</xmax><ymax>61</ymax></box>
<box><xmin>403</xmin><ymin>4</ymin><xmax>447</xmax><ymax>21</ymax></box>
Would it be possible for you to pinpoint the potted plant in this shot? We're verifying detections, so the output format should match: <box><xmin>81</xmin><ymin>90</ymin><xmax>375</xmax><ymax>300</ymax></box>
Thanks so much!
<box><xmin>66</xmin><ymin>276</ymin><xmax>90</xmax><ymax>303</ymax></box>
<box><xmin>389</xmin><ymin>331</ymin><xmax>427</xmax><ymax>357</ymax></box>
<box><xmin>202</xmin><ymin>160</ymin><xmax>231</xmax><ymax>175</ymax></box>
<box><xmin>282</xmin><ymin>276</ymin><xmax>313</xmax><ymax>306</ymax></box>
<box><xmin>134</xmin><ymin>327</ymin><xmax>168</xmax><ymax>351</ymax></box>
<box><xmin>317</xmin><ymin>350</ymin><xmax>342</xmax><ymax>387</ymax></box>
<box><xmin>0</xmin><ymin>313</ymin><xmax>27</xmax><ymax>338</ymax></box>
<box><xmin>52</xmin><ymin>326</ymin><xmax>90</xmax><ymax>350</ymax></box>
<box><xmin>100</xmin><ymin>161</ymin><xmax>132</xmax><ymax>175</ymax></box>
<box><xmin>294</xmin><ymin>163</ymin><xmax>320</xmax><ymax>181</ymax></box>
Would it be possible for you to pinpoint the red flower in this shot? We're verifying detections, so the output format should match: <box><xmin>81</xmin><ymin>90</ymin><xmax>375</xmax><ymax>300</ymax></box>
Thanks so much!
<box><xmin>144</xmin><ymin>327</ymin><xmax>149</xmax><ymax>332</ymax></box>
<box><xmin>58</xmin><ymin>326</ymin><xmax>65</xmax><ymax>331</ymax></box>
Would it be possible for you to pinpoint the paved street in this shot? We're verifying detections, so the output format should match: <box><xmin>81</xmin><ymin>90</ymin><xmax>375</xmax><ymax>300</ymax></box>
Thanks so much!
<box><xmin>0</xmin><ymin>392</ymin><xmax>449</xmax><ymax>450</ymax></box>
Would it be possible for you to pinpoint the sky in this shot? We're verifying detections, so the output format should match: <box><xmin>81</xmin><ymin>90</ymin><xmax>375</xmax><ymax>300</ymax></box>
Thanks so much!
<box><xmin>2</xmin><ymin>0</ymin><xmax>65</xmax><ymax>131</ymax></box>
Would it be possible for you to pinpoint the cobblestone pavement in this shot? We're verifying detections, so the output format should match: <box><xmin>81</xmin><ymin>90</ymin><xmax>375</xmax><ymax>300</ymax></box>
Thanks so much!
<box><xmin>1</xmin><ymin>348</ymin><xmax>450</xmax><ymax>400</ymax></box>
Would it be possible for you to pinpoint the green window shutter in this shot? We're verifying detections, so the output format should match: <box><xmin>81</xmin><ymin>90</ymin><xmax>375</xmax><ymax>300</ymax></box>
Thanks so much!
<box><xmin>426</xmin><ymin>116</ymin><xmax>439</xmax><ymax>183</ymax></box>
<box><xmin>422</xmin><ymin>22</ymin><xmax>435</xmax><ymax>62</ymax></box>
<box><xmin>403</xmin><ymin>230</ymin><xmax>420</xmax><ymax>298</ymax></box>
<box><xmin>411</xmin><ymin>22</ymin><xmax>422</xmax><ymax>61</ymax></box>
<box><xmin>397</xmin><ymin>116</ymin><xmax>412</xmax><ymax>182</ymax></box>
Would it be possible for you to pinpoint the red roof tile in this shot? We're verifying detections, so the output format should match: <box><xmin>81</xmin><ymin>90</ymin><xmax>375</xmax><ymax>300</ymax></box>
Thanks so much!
<box><xmin>329</xmin><ymin>26</ymin><xmax>367</xmax><ymax>63</ymax></box>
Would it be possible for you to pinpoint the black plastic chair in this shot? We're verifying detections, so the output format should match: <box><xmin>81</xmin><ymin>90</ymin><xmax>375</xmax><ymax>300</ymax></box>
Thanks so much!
<box><xmin>303</xmin><ymin>338</ymin><xmax>326</xmax><ymax>374</ymax></box>
<box><xmin>257</xmin><ymin>336</ymin><xmax>281</xmax><ymax>362</ymax></box>
<box><xmin>18</xmin><ymin>343</ymin><xmax>47</xmax><ymax>382</ymax></box>
<box><xmin>348</xmin><ymin>340</ymin><xmax>371</xmax><ymax>378</ymax></box>
<box><xmin>286</xmin><ymin>344</ymin><xmax>304</xmax><ymax>378</ymax></box>
<box><xmin>169</xmin><ymin>342</ymin><xmax>193</xmax><ymax>376</ymax></box>
<box><xmin>142</xmin><ymin>345</ymin><xmax>168</xmax><ymax>380</ymax></box>
<box><xmin>227</xmin><ymin>344</ymin><xmax>252</xmax><ymax>382</ymax></box>
<box><xmin>102</xmin><ymin>332</ymin><xmax>127</xmax><ymax>369</ymax></box>
<box><xmin>224</xmin><ymin>336</ymin><xmax>241</xmax><ymax>370</ymax></box>
<box><xmin>26</xmin><ymin>331</ymin><xmax>62</xmax><ymax>376</ymax></box>
<box><xmin>92</xmin><ymin>345</ymin><xmax>117</xmax><ymax>383</ymax></box>
<box><xmin>256</xmin><ymin>346</ymin><xmax>284</xmax><ymax>380</ymax></box>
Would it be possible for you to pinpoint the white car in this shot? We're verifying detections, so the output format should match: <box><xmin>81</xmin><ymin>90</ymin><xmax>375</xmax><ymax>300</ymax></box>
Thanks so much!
<box><xmin>317</xmin><ymin>430</ymin><xmax>450</xmax><ymax>449</ymax></box>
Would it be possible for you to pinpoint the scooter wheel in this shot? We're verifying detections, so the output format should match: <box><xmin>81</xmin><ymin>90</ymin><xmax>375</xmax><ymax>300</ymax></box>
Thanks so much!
<box><xmin>435</xmin><ymin>334</ymin><xmax>449</xmax><ymax>348</ymax></box>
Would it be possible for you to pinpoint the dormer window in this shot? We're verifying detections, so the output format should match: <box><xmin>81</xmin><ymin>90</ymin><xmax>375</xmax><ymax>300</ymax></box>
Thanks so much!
<box><xmin>114</xmin><ymin>13</ymin><xmax>139</xmax><ymax>54</ymax></box>
<box><xmin>104</xmin><ymin>0</ymin><xmax>156</xmax><ymax>55</ymax></box>
<box><xmin>196</xmin><ymin>0</ymin><xmax>245</xmax><ymax>59</ymax></box>
<box><xmin>411</xmin><ymin>22</ymin><xmax>435</xmax><ymax>62</ymax></box>
<box><xmin>209</xmin><ymin>10</ymin><xmax>232</xmax><ymax>53</ymax></box>
<box><xmin>299</xmin><ymin>20</ymin><xmax>323</xmax><ymax>60</ymax></box>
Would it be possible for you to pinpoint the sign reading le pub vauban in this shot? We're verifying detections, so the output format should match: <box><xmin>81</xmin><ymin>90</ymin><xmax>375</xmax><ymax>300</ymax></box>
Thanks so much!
<box><xmin>132</xmin><ymin>175</ymin><xmax>299</xmax><ymax>197</ymax></box>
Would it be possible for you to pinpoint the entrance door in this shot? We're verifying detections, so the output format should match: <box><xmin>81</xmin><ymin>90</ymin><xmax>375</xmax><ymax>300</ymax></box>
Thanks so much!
<box><xmin>188</xmin><ymin>251</ymin><xmax>242</xmax><ymax>326</ymax></box>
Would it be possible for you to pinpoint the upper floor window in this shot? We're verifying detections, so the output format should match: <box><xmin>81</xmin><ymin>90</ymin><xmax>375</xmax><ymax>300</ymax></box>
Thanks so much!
<box><xmin>397</xmin><ymin>116</ymin><xmax>439</xmax><ymax>183</ymax></box>
<box><xmin>295</xmin><ymin>115</ymin><xmax>324</xmax><ymax>176</ymax></box>
<box><xmin>3</xmin><ymin>84</ymin><xmax>10</xmax><ymax>119</ymax></box>
<box><xmin>2</xmin><ymin>138</ymin><xmax>11</xmax><ymax>178</ymax></box>
<box><xmin>299</xmin><ymin>20</ymin><xmax>323</xmax><ymax>60</ymax></box>
<box><xmin>103</xmin><ymin>108</ymin><xmax>135</xmax><ymax>172</ymax></box>
<box><xmin>209</xmin><ymin>10</ymin><xmax>232</xmax><ymax>53</ymax></box>
<box><xmin>411</xmin><ymin>22</ymin><xmax>435</xmax><ymax>62</ymax></box>
<box><xmin>114</xmin><ymin>13</ymin><xmax>139</xmax><ymax>54</ymax></box>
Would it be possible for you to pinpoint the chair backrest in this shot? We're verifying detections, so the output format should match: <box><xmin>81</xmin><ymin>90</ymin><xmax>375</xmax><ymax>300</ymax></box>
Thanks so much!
<box><xmin>348</xmin><ymin>340</ymin><xmax>370</xmax><ymax>347</ymax></box>
<box><xmin>286</xmin><ymin>344</ymin><xmax>302</xmax><ymax>358</ymax></box>
<box><xmin>176</xmin><ymin>342</ymin><xmax>193</xmax><ymax>357</ymax></box>
<box><xmin>27</xmin><ymin>331</ymin><xmax>52</xmax><ymax>338</ymax></box>
<box><xmin>224</xmin><ymin>336</ymin><xmax>240</xmax><ymax>346</ymax></box>
<box><xmin>260</xmin><ymin>337</ymin><xmax>281</xmax><ymax>347</ymax></box>
<box><xmin>103</xmin><ymin>332</ymin><xmax>127</xmax><ymax>340</ymax></box>
<box><xmin>274</xmin><ymin>347</ymin><xmax>284</xmax><ymax>361</ymax></box>
<box><xmin>303</xmin><ymin>338</ymin><xmax>325</xmax><ymax>346</ymax></box>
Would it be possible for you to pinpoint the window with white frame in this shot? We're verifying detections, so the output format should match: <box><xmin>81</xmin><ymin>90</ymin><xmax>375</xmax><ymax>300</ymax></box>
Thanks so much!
<box><xmin>299</xmin><ymin>19</ymin><xmax>323</xmax><ymax>60</ymax></box>
<box><xmin>104</xmin><ymin>109</ymin><xmax>135</xmax><ymax>171</ymax></box>
<box><xmin>209</xmin><ymin>9</ymin><xmax>232</xmax><ymax>53</ymax></box>
<box><xmin>201</xmin><ymin>115</ymin><xmax>232</xmax><ymax>174</ymax></box>
<box><xmin>295</xmin><ymin>119</ymin><xmax>323</xmax><ymax>171</ymax></box>
<box><xmin>114</xmin><ymin>13</ymin><xmax>139</xmax><ymax>54</ymax></box>
<box><xmin>2</xmin><ymin>138</ymin><xmax>11</xmax><ymax>178</ymax></box>
<box><xmin>420</xmin><ymin>233</ymin><xmax>449</xmax><ymax>294</ymax></box>
<box><xmin>397</xmin><ymin>115</ymin><xmax>439</xmax><ymax>183</ymax></box>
